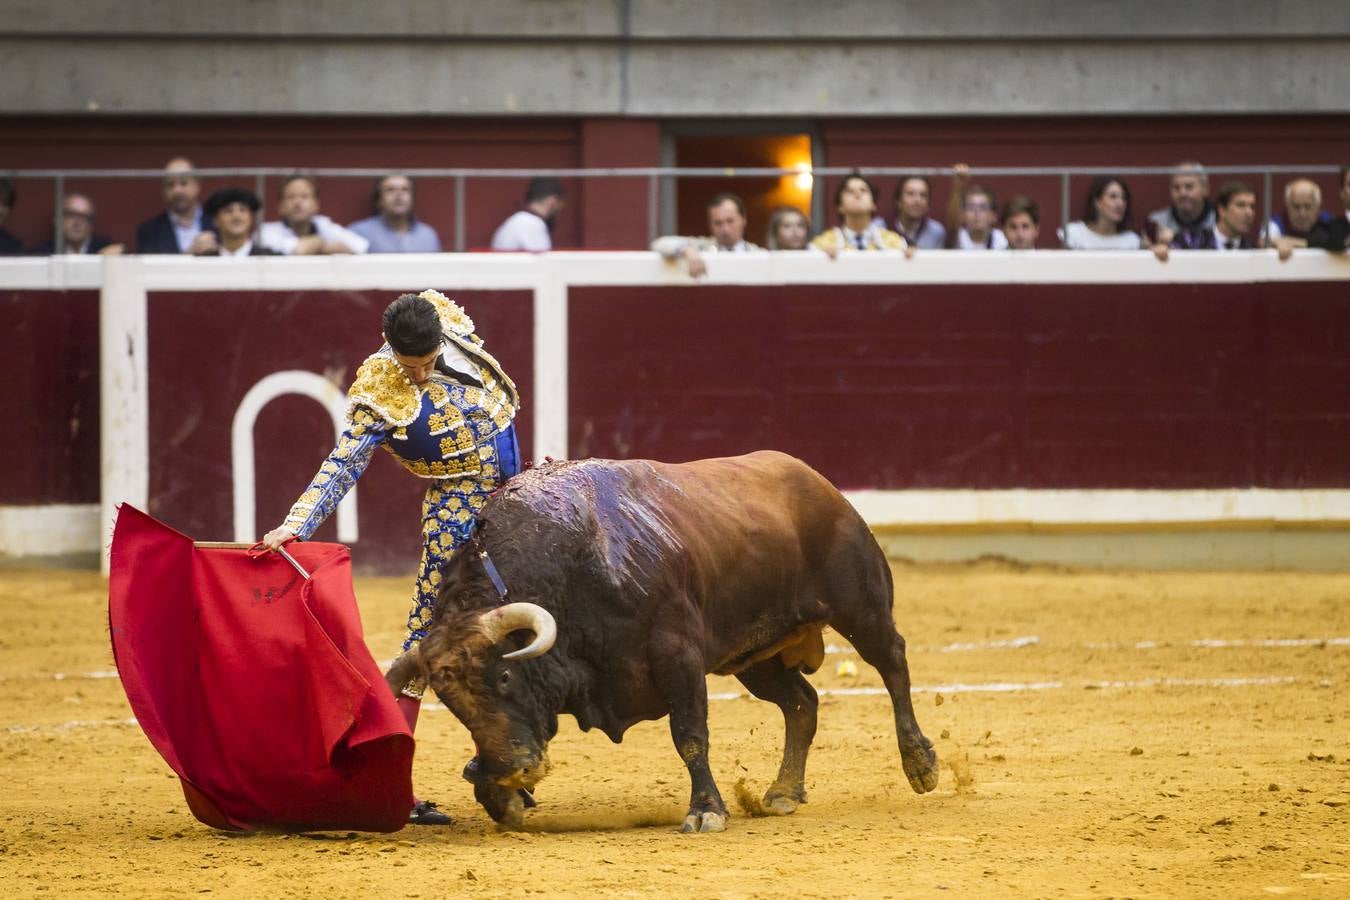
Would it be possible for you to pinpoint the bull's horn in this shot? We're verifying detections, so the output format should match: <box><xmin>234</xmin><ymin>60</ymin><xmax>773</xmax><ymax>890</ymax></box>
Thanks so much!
<box><xmin>478</xmin><ymin>602</ymin><xmax>557</xmax><ymax>661</ymax></box>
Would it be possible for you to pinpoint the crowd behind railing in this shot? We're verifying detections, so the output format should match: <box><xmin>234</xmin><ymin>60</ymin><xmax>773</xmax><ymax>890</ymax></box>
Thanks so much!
<box><xmin>0</xmin><ymin>158</ymin><xmax>1346</xmax><ymax>266</ymax></box>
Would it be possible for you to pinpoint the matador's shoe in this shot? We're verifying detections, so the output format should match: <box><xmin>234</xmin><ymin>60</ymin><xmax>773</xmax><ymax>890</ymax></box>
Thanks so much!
<box><xmin>409</xmin><ymin>800</ymin><xmax>453</xmax><ymax>826</ymax></box>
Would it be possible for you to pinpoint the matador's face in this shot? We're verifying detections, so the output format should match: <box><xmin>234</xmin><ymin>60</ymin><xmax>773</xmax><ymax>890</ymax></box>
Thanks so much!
<box><xmin>390</xmin><ymin>344</ymin><xmax>441</xmax><ymax>386</ymax></box>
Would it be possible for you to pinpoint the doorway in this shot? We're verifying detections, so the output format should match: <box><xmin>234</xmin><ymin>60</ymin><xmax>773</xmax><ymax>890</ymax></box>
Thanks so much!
<box><xmin>662</xmin><ymin>124</ymin><xmax>822</xmax><ymax>246</ymax></box>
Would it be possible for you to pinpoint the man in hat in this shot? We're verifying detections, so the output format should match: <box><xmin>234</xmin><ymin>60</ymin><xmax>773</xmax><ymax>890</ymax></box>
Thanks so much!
<box><xmin>195</xmin><ymin>188</ymin><xmax>278</xmax><ymax>256</ymax></box>
<box><xmin>260</xmin><ymin>290</ymin><xmax>522</xmax><ymax>825</ymax></box>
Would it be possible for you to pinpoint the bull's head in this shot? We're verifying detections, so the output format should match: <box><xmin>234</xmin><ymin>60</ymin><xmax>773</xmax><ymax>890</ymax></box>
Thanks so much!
<box><xmin>386</xmin><ymin>602</ymin><xmax>559</xmax><ymax>826</ymax></box>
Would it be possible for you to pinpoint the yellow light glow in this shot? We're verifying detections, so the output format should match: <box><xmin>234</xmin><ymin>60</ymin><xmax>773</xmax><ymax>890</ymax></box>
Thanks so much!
<box><xmin>793</xmin><ymin>162</ymin><xmax>813</xmax><ymax>191</ymax></box>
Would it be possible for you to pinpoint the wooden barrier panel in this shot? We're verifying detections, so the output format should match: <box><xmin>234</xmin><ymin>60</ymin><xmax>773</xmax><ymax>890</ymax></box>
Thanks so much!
<box><xmin>569</xmin><ymin>281</ymin><xmax>1350</xmax><ymax>490</ymax></box>
<box><xmin>0</xmin><ymin>289</ymin><xmax>100</xmax><ymax>505</ymax></box>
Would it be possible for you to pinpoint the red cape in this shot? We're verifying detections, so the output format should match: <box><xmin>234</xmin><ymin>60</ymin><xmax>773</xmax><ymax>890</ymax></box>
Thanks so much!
<box><xmin>108</xmin><ymin>504</ymin><xmax>413</xmax><ymax>832</ymax></box>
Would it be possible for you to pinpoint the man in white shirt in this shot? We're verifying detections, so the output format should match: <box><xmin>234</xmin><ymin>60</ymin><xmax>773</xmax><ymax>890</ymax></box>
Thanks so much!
<box><xmin>651</xmin><ymin>193</ymin><xmax>765</xmax><ymax>277</ymax></box>
<box><xmin>260</xmin><ymin>175</ymin><xmax>368</xmax><ymax>255</ymax></box>
<box><xmin>946</xmin><ymin>164</ymin><xmax>1008</xmax><ymax>250</ymax></box>
<box><xmin>490</xmin><ymin>178</ymin><xmax>565</xmax><ymax>251</ymax></box>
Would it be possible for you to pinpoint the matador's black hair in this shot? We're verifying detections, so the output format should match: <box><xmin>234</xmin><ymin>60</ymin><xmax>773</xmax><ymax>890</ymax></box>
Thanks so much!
<box><xmin>382</xmin><ymin>294</ymin><xmax>442</xmax><ymax>356</ymax></box>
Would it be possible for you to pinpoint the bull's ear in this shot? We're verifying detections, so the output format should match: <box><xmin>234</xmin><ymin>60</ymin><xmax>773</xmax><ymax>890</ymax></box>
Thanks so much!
<box><xmin>384</xmin><ymin>649</ymin><xmax>423</xmax><ymax>697</ymax></box>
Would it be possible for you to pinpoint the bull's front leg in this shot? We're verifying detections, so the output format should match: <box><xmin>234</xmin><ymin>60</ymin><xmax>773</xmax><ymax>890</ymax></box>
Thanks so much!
<box><xmin>650</xmin><ymin>630</ymin><xmax>728</xmax><ymax>833</ymax></box>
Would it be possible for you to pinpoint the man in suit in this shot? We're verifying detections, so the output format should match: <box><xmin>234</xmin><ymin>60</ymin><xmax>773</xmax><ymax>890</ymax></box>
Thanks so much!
<box><xmin>34</xmin><ymin>193</ymin><xmax>123</xmax><ymax>255</ymax></box>
<box><xmin>1307</xmin><ymin>165</ymin><xmax>1350</xmax><ymax>253</ymax></box>
<box><xmin>135</xmin><ymin>157</ymin><xmax>214</xmax><ymax>254</ymax></box>
<box><xmin>1152</xmin><ymin>181</ymin><xmax>1257</xmax><ymax>260</ymax></box>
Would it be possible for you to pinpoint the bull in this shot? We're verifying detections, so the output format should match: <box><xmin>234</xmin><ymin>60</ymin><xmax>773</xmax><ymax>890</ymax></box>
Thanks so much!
<box><xmin>385</xmin><ymin>451</ymin><xmax>938</xmax><ymax>832</ymax></box>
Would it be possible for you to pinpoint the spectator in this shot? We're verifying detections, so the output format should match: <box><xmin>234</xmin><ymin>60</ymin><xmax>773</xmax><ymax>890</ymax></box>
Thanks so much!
<box><xmin>1265</xmin><ymin>178</ymin><xmax>1330</xmax><ymax>245</ymax></box>
<box><xmin>945</xmin><ymin>164</ymin><xmax>1007</xmax><ymax>249</ymax></box>
<box><xmin>891</xmin><ymin>176</ymin><xmax>947</xmax><ymax>249</ymax></box>
<box><xmin>765</xmin><ymin>206</ymin><xmax>811</xmax><ymax>250</ymax></box>
<box><xmin>0</xmin><ymin>178</ymin><xmax>22</xmax><ymax>255</ymax></box>
<box><xmin>1146</xmin><ymin>161</ymin><xmax>1216</xmax><ymax>244</ymax></box>
<box><xmin>34</xmin><ymin>193</ymin><xmax>123</xmax><ymax>255</ymax></box>
<box><xmin>260</xmin><ymin>175</ymin><xmax>368</xmax><ymax>255</ymax></box>
<box><xmin>195</xmin><ymin>188</ymin><xmax>278</xmax><ymax>257</ymax></box>
<box><xmin>810</xmin><ymin>173</ymin><xmax>909</xmax><ymax>254</ymax></box>
<box><xmin>490</xmin><ymin>177</ymin><xmax>565</xmax><ymax>251</ymax></box>
<box><xmin>1307</xmin><ymin>165</ymin><xmax>1350</xmax><ymax>253</ymax></box>
<box><xmin>1000</xmin><ymin>195</ymin><xmax>1041</xmax><ymax>250</ymax></box>
<box><xmin>651</xmin><ymin>193</ymin><xmax>764</xmax><ymax>277</ymax></box>
<box><xmin>135</xmin><ymin>157</ymin><xmax>214</xmax><ymax>254</ymax></box>
<box><xmin>945</xmin><ymin>165</ymin><xmax>1008</xmax><ymax>249</ymax></box>
<box><xmin>1060</xmin><ymin>176</ymin><xmax>1143</xmax><ymax>250</ymax></box>
<box><xmin>349</xmin><ymin>174</ymin><xmax>442</xmax><ymax>253</ymax></box>
<box><xmin>1152</xmin><ymin>180</ymin><xmax>1256</xmax><ymax>260</ymax></box>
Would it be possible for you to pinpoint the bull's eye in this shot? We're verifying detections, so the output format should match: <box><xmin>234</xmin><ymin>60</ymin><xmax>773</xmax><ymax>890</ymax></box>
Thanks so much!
<box><xmin>498</xmin><ymin>668</ymin><xmax>512</xmax><ymax>690</ymax></box>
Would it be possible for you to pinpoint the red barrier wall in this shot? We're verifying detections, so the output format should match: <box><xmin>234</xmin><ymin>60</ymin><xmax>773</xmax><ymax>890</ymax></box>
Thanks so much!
<box><xmin>568</xmin><ymin>281</ymin><xmax>1350</xmax><ymax>491</ymax></box>
<box><xmin>10</xmin><ymin>277</ymin><xmax>1350</xmax><ymax>572</ymax></box>
<box><xmin>144</xmin><ymin>290</ymin><xmax>533</xmax><ymax>571</ymax></box>
<box><xmin>0</xmin><ymin>290</ymin><xmax>100</xmax><ymax>505</ymax></box>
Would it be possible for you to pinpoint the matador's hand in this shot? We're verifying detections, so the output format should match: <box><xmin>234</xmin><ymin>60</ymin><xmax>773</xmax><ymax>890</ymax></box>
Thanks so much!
<box><xmin>261</xmin><ymin>526</ymin><xmax>296</xmax><ymax>551</ymax></box>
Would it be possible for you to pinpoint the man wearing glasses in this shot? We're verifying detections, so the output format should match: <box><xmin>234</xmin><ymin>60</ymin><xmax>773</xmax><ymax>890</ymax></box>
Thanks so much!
<box><xmin>35</xmin><ymin>193</ymin><xmax>123</xmax><ymax>255</ymax></box>
<box><xmin>946</xmin><ymin>164</ymin><xmax>1008</xmax><ymax>250</ymax></box>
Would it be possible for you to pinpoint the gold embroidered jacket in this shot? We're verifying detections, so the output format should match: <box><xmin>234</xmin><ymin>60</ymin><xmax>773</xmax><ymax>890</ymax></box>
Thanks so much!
<box><xmin>282</xmin><ymin>291</ymin><xmax>519</xmax><ymax>539</ymax></box>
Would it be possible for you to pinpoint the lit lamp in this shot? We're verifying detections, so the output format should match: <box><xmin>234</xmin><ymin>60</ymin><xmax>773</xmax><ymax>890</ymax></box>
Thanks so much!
<box><xmin>793</xmin><ymin>162</ymin><xmax>813</xmax><ymax>192</ymax></box>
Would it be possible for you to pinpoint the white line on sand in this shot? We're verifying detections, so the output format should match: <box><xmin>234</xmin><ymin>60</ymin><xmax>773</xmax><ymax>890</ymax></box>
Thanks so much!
<box><xmin>5</xmin><ymin>675</ymin><xmax>1314</xmax><ymax>734</ymax></box>
<box><xmin>52</xmin><ymin>670</ymin><xmax>119</xmax><ymax>680</ymax></box>
<box><xmin>5</xmin><ymin>717</ymin><xmax>137</xmax><ymax>734</ymax></box>
<box><xmin>1084</xmin><ymin>637</ymin><xmax>1350</xmax><ymax>650</ymax></box>
<box><xmin>706</xmin><ymin>675</ymin><xmax>1301</xmax><ymax>702</ymax></box>
<box><xmin>48</xmin><ymin>634</ymin><xmax>1349</xmax><ymax>683</ymax></box>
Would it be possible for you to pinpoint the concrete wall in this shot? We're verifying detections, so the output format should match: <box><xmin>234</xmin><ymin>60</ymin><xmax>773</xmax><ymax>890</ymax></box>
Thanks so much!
<box><xmin>1</xmin><ymin>1</ymin><xmax>1345</xmax><ymax>116</ymax></box>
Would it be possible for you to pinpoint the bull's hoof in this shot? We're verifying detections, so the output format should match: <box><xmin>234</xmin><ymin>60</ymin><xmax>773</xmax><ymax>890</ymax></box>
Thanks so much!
<box><xmin>680</xmin><ymin>811</ymin><xmax>727</xmax><ymax>834</ymax></box>
<box><xmin>495</xmin><ymin>793</ymin><xmax>525</xmax><ymax>830</ymax></box>
<box><xmin>903</xmin><ymin>737</ymin><xmax>940</xmax><ymax>794</ymax></box>
<box><xmin>475</xmin><ymin>776</ymin><xmax>525</xmax><ymax>829</ymax></box>
<box><xmin>762</xmin><ymin>785</ymin><xmax>805</xmax><ymax>816</ymax></box>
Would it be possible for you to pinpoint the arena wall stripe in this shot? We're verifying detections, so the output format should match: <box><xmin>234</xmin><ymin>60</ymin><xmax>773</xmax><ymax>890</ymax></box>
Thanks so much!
<box><xmin>0</xmin><ymin>503</ymin><xmax>100</xmax><ymax>557</ymax></box>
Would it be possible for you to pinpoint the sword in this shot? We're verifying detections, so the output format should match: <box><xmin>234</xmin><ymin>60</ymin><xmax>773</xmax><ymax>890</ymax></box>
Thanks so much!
<box><xmin>198</xmin><ymin>540</ymin><xmax>312</xmax><ymax>580</ymax></box>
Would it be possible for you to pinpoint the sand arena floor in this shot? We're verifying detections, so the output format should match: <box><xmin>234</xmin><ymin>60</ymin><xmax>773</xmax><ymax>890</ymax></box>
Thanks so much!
<box><xmin>2</xmin><ymin>561</ymin><xmax>1349</xmax><ymax>898</ymax></box>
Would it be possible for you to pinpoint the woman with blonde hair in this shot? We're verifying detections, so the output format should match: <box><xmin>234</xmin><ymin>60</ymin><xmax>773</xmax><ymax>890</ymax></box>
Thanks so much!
<box><xmin>766</xmin><ymin>206</ymin><xmax>812</xmax><ymax>250</ymax></box>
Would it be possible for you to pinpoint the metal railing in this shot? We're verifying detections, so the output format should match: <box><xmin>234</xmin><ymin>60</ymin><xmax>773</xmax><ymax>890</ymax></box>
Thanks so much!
<box><xmin>5</xmin><ymin>164</ymin><xmax>1342</xmax><ymax>253</ymax></box>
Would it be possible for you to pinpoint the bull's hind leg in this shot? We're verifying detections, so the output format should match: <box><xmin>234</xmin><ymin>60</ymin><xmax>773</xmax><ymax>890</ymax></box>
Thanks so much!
<box><xmin>734</xmin><ymin>657</ymin><xmax>818</xmax><ymax>814</ymax></box>
<box><xmin>834</xmin><ymin>618</ymin><xmax>939</xmax><ymax>795</ymax></box>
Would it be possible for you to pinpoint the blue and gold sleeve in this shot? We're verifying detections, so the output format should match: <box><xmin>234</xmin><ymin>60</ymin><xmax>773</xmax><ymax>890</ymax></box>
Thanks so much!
<box><xmin>281</xmin><ymin>406</ymin><xmax>389</xmax><ymax>540</ymax></box>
